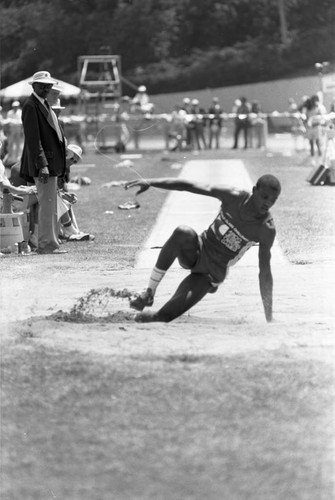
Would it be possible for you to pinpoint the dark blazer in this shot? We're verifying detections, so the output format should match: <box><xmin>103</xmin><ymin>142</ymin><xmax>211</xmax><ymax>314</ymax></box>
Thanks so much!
<box><xmin>20</xmin><ymin>94</ymin><xmax>66</xmax><ymax>182</ymax></box>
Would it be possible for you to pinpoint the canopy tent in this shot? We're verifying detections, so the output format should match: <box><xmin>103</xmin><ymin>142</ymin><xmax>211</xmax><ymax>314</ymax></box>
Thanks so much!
<box><xmin>0</xmin><ymin>76</ymin><xmax>81</xmax><ymax>101</ymax></box>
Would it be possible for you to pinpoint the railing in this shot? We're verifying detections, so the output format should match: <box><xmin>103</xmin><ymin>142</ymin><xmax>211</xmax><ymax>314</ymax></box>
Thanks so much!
<box><xmin>60</xmin><ymin>111</ymin><xmax>335</xmax><ymax>152</ymax></box>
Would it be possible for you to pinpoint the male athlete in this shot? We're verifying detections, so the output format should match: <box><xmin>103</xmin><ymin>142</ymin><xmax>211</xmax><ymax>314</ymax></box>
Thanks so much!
<box><xmin>125</xmin><ymin>174</ymin><xmax>281</xmax><ymax>323</ymax></box>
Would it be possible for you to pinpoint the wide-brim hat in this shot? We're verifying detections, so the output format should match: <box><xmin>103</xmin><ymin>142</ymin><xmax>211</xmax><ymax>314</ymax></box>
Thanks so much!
<box><xmin>66</xmin><ymin>144</ymin><xmax>82</xmax><ymax>159</ymax></box>
<box><xmin>28</xmin><ymin>71</ymin><xmax>58</xmax><ymax>85</ymax></box>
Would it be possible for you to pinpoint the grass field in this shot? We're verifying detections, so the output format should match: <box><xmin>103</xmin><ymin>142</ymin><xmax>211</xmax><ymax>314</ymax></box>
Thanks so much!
<box><xmin>1</xmin><ymin>144</ymin><xmax>334</xmax><ymax>500</ymax></box>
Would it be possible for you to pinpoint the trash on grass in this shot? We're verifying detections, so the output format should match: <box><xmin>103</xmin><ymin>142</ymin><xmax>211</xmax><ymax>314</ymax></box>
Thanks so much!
<box><xmin>70</xmin><ymin>175</ymin><xmax>92</xmax><ymax>185</ymax></box>
<box><xmin>114</xmin><ymin>160</ymin><xmax>134</xmax><ymax>169</ymax></box>
<box><xmin>101</xmin><ymin>180</ymin><xmax>127</xmax><ymax>189</ymax></box>
<box><xmin>120</xmin><ymin>154</ymin><xmax>142</xmax><ymax>160</ymax></box>
<box><xmin>118</xmin><ymin>201</ymin><xmax>140</xmax><ymax>210</ymax></box>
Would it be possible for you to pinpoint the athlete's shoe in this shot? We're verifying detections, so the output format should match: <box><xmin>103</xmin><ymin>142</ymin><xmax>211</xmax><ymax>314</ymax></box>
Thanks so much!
<box><xmin>129</xmin><ymin>288</ymin><xmax>154</xmax><ymax>311</ymax></box>
<box><xmin>134</xmin><ymin>311</ymin><xmax>156</xmax><ymax>322</ymax></box>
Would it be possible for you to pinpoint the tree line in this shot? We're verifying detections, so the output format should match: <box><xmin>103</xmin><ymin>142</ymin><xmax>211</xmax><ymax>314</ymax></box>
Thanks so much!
<box><xmin>1</xmin><ymin>0</ymin><xmax>334</xmax><ymax>95</ymax></box>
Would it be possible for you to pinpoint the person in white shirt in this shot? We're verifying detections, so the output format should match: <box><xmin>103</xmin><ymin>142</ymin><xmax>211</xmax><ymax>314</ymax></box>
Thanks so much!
<box><xmin>5</xmin><ymin>101</ymin><xmax>23</xmax><ymax>165</ymax></box>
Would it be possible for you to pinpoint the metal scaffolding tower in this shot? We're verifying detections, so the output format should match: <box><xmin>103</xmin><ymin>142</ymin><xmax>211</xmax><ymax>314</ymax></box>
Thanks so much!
<box><xmin>78</xmin><ymin>55</ymin><xmax>122</xmax><ymax>149</ymax></box>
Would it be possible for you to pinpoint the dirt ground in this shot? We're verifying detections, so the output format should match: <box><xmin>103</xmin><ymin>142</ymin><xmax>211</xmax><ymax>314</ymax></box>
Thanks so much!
<box><xmin>1</xmin><ymin>238</ymin><xmax>334</xmax><ymax>368</ymax></box>
<box><xmin>1</xmin><ymin>151</ymin><xmax>335</xmax><ymax>500</ymax></box>
<box><xmin>1</xmin><ymin>155</ymin><xmax>335</xmax><ymax>364</ymax></box>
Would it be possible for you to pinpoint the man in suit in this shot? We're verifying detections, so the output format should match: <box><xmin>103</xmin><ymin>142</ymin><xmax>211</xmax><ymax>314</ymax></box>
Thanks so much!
<box><xmin>20</xmin><ymin>70</ymin><xmax>67</xmax><ymax>254</ymax></box>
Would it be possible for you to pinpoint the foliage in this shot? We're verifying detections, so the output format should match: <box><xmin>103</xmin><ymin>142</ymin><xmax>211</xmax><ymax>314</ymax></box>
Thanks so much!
<box><xmin>0</xmin><ymin>0</ymin><xmax>334</xmax><ymax>92</ymax></box>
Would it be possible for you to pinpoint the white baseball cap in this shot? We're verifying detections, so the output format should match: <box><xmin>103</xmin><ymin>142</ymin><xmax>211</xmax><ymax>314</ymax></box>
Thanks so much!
<box><xmin>66</xmin><ymin>144</ymin><xmax>82</xmax><ymax>159</ymax></box>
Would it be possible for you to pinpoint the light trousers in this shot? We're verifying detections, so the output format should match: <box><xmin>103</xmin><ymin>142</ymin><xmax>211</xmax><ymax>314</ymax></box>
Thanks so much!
<box><xmin>34</xmin><ymin>175</ymin><xmax>59</xmax><ymax>251</ymax></box>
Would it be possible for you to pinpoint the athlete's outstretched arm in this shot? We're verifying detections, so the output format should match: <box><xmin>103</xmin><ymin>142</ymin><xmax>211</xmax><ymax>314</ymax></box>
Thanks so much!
<box><xmin>125</xmin><ymin>177</ymin><xmax>240</xmax><ymax>201</ymax></box>
<box><xmin>258</xmin><ymin>235</ymin><xmax>275</xmax><ymax>322</ymax></box>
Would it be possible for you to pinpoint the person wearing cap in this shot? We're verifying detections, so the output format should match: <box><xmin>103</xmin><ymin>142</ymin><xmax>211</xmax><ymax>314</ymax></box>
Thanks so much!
<box><xmin>20</xmin><ymin>70</ymin><xmax>67</xmax><ymax>254</ymax></box>
<box><xmin>47</xmin><ymin>84</ymin><xmax>62</xmax><ymax>108</ymax></box>
<box><xmin>57</xmin><ymin>144</ymin><xmax>94</xmax><ymax>242</ymax></box>
<box><xmin>52</xmin><ymin>95</ymin><xmax>85</xmax><ymax>152</ymax></box>
<box><xmin>51</xmin><ymin>98</ymin><xmax>65</xmax><ymax>117</ymax></box>
<box><xmin>131</xmin><ymin>85</ymin><xmax>153</xmax><ymax>113</ymax></box>
<box><xmin>5</xmin><ymin>100</ymin><xmax>23</xmax><ymax>165</ymax></box>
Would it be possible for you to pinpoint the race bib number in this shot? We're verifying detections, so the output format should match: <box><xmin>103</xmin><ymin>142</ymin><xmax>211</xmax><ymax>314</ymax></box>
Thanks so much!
<box><xmin>221</xmin><ymin>230</ymin><xmax>243</xmax><ymax>251</ymax></box>
<box><xmin>216</xmin><ymin>223</ymin><xmax>244</xmax><ymax>252</ymax></box>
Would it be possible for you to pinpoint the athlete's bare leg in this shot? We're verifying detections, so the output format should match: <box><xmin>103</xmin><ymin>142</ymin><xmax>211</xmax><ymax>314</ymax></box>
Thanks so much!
<box><xmin>130</xmin><ymin>225</ymin><xmax>200</xmax><ymax>311</ymax></box>
<box><xmin>135</xmin><ymin>272</ymin><xmax>212</xmax><ymax>322</ymax></box>
<box><xmin>156</xmin><ymin>225</ymin><xmax>199</xmax><ymax>270</ymax></box>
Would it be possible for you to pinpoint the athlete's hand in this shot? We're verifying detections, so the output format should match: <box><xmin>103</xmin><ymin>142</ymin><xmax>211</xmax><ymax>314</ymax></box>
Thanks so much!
<box><xmin>125</xmin><ymin>179</ymin><xmax>150</xmax><ymax>195</ymax></box>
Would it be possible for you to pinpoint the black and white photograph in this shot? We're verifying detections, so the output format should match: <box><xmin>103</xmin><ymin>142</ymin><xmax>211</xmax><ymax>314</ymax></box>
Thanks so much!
<box><xmin>1</xmin><ymin>1</ymin><xmax>334</xmax><ymax>499</ymax></box>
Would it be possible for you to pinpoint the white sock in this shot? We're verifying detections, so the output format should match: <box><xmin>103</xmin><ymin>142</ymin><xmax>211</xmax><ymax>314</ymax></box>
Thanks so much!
<box><xmin>147</xmin><ymin>267</ymin><xmax>166</xmax><ymax>295</ymax></box>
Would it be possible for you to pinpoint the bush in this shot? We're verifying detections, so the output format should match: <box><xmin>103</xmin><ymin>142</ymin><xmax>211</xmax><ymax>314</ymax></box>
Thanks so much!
<box><xmin>125</xmin><ymin>32</ymin><xmax>335</xmax><ymax>94</ymax></box>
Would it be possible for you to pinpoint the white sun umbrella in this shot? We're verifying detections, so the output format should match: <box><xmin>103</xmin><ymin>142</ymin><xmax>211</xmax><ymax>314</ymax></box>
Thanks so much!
<box><xmin>0</xmin><ymin>76</ymin><xmax>81</xmax><ymax>101</ymax></box>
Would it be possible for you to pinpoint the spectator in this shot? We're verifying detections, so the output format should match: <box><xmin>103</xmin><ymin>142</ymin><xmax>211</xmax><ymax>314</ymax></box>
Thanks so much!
<box><xmin>0</xmin><ymin>152</ymin><xmax>39</xmax><ymax>248</ymax></box>
<box><xmin>1</xmin><ymin>154</ymin><xmax>37</xmax><ymax>206</ymax></box>
<box><xmin>298</xmin><ymin>95</ymin><xmax>310</xmax><ymax>114</ymax></box>
<box><xmin>20</xmin><ymin>70</ymin><xmax>67</xmax><ymax>255</ymax></box>
<box><xmin>57</xmin><ymin>144</ymin><xmax>94</xmax><ymax>241</ymax></box>
<box><xmin>232</xmin><ymin>97</ymin><xmax>251</xmax><ymax>149</ymax></box>
<box><xmin>232</xmin><ymin>99</ymin><xmax>241</xmax><ymax>113</ymax></box>
<box><xmin>51</xmin><ymin>98</ymin><xmax>65</xmax><ymax>117</ymax></box>
<box><xmin>250</xmin><ymin>100</ymin><xmax>266</xmax><ymax>149</ymax></box>
<box><xmin>168</xmin><ymin>104</ymin><xmax>188</xmax><ymax>152</ymax></box>
<box><xmin>189</xmin><ymin>98</ymin><xmax>207</xmax><ymax>150</ymax></box>
<box><xmin>4</xmin><ymin>100</ymin><xmax>23</xmax><ymax>166</ymax></box>
<box><xmin>47</xmin><ymin>84</ymin><xmax>62</xmax><ymax>108</ymax></box>
<box><xmin>0</xmin><ymin>106</ymin><xmax>7</xmax><ymax>159</ymax></box>
<box><xmin>207</xmin><ymin>97</ymin><xmax>223</xmax><ymax>149</ymax></box>
<box><xmin>113</xmin><ymin>98</ymin><xmax>131</xmax><ymax>153</ymax></box>
<box><xmin>53</xmin><ymin>96</ymin><xmax>85</xmax><ymax>152</ymax></box>
<box><xmin>181</xmin><ymin>97</ymin><xmax>193</xmax><ymax>149</ymax></box>
<box><xmin>132</xmin><ymin>85</ymin><xmax>154</xmax><ymax>114</ymax></box>
<box><xmin>305</xmin><ymin>94</ymin><xmax>327</xmax><ymax>157</ymax></box>
<box><xmin>288</xmin><ymin>98</ymin><xmax>298</xmax><ymax>113</ymax></box>
<box><xmin>287</xmin><ymin>97</ymin><xmax>306</xmax><ymax>152</ymax></box>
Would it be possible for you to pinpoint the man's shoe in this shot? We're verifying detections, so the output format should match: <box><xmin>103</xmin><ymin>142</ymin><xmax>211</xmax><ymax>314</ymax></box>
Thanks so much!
<box><xmin>129</xmin><ymin>289</ymin><xmax>154</xmax><ymax>311</ymax></box>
